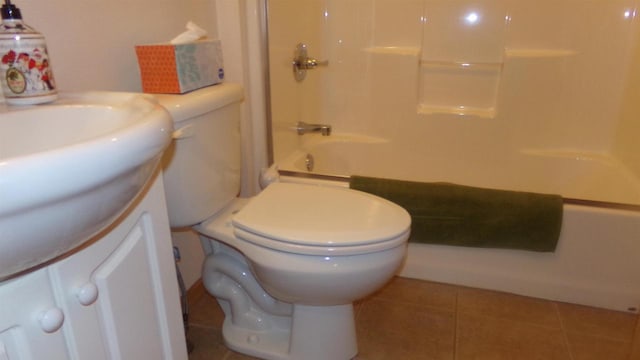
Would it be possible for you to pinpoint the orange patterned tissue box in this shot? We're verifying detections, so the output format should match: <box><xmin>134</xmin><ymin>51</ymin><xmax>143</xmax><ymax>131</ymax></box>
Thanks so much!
<box><xmin>135</xmin><ymin>39</ymin><xmax>224</xmax><ymax>94</ymax></box>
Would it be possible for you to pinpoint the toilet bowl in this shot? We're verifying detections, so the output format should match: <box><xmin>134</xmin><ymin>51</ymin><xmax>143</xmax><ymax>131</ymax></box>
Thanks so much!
<box><xmin>158</xmin><ymin>84</ymin><xmax>411</xmax><ymax>360</ymax></box>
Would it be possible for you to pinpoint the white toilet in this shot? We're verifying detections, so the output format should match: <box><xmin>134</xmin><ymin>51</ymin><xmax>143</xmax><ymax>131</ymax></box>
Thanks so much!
<box><xmin>158</xmin><ymin>83</ymin><xmax>411</xmax><ymax>360</ymax></box>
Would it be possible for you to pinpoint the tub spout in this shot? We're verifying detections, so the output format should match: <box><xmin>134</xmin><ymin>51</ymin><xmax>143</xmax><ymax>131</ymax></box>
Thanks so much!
<box><xmin>295</xmin><ymin>121</ymin><xmax>331</xmax><ymax>136</ymax></box>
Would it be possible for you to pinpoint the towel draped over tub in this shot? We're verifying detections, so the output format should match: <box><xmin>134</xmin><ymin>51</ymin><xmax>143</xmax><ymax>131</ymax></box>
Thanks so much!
<box><xmin>349</xmin><ymin>176</ymin><xmax>563</xmax><ymax>252</ymax></box>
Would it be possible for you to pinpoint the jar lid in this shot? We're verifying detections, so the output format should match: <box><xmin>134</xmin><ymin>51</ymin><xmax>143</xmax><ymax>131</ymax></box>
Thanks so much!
<box><xmin>1</xmin><ymin>1</ymin><xmax>23</xmax><ymax>20</ymax></box>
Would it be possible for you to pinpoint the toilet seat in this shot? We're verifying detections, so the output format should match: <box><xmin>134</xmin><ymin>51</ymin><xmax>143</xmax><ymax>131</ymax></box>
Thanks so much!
<box><xmin>232</xmin><ymin>182</ymin><xmax>411</xmax><ymax>256</ymax></box>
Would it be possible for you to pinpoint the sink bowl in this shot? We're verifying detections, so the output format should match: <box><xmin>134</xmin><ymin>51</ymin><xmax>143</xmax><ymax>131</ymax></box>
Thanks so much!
<box><xmin>0</xmin><ymin>92</ymin><xmax>173</xmax><ymax>280</ymax></box>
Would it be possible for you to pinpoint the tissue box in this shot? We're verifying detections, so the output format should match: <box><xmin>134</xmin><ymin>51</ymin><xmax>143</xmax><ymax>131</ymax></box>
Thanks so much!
<box><xmin>135</xmin><ymin>39</ymin><xmax>224</xmax><ymax>94</ymax></box>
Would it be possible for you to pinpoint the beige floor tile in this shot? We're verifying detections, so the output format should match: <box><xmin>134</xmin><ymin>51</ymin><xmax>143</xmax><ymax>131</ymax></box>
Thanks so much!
<box><xmin>187</xmin><ymin>325</ymin><xmax>229</xmax><ymax>360</ymax></box>
<box><xmin>565</xmin><ymin>332</ymin><xmax>632</xmax><ymax>360</ymax></box>
<box><xmin>456</xmin><ymin>312</ymin><xmax>571</xmax><ymax>360</ymax></box>
<box><xmin>186</xmin><ymin>277</ymin><xmax>640</xmax><ymax>360</ymax></box>
<box><xmin>556</xmin><ymin>302</ymin><xmax>637</xmax><ymax>341</ymax></box>
<box><xmin>187</xmin><ymin>323</ymin><xmax>261</xmax><ymax>360</ymax></box>
<box><xmin>370</xmin><ymin>277</ymin><xmax>458</xmax><ymax>312</ymax></box>
<box><xmin>356</xmin><ymin>298</ymin><xmax>455</xmax><ymax>360</ymax></box>
<box><xmin>631</xmin><ymin>318</ymin><xmax>640</xmax><ymax>360</ymax></box>
<box><xmin>189</xmin><ymin>293</ymin><xmax>226</xmax><ymax>328</ymax></box>
<box><xmin>457</xmin><ymin>287</ymin><xmax>561</xmax><ymax>328</ymax></box>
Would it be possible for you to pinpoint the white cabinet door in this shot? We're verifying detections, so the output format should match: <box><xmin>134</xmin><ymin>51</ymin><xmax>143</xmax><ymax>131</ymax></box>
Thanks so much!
<box><xmin>0</xmin><ymin>270</ymin><xmax>69</xmax><ymax>360</ymax></box>
<box><xmin>92</xmin><ymin>220</ymin><xmax>167</xmax><ymax>359</ymax></box>
<box><xmin>49</xmin><ymin>176</ymin><xmax>187</xmax><ymax>360</ymax></box>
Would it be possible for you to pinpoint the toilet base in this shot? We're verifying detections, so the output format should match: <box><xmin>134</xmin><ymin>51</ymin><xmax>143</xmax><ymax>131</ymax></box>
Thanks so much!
<box><xmin>222</xmin><ymin>304</ymin><xmax>358</xmax><ymax>360</ymax></box>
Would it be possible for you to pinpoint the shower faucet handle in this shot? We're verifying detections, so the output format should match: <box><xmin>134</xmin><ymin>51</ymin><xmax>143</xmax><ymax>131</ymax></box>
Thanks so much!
<box><xmin>298</xmin><ymin>57</ymin><xmax>329</xmax><ymax>69</ymax></box>
<box><xmin>293</xmin><ymin>43</ymin><xmax>328</xmax><ymax>82</ymax></box>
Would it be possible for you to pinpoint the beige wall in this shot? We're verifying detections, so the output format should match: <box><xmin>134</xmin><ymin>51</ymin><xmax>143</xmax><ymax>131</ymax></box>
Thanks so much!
<box><xmin>9</xmin><ymin>0</ymin><xmax>217</xmax><ymax>93</ymax></box>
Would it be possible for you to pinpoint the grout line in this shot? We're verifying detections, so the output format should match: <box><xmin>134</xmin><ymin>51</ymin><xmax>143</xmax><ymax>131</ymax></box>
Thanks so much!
<box><xmin>452</xmin><ymin>286</ymin><xmax>459</xmax><ymax>360</ymax></box>
<box><xmin>627</xmin><ymin>315</ymin><xmax>640</xmax><ymax>360</ymax></box>
<box><xmin>554</xmin><ymin>301</ymin><xmax>576</xmax><ymax>360</ymax></box>
<box><xmin>353</xmin><ymin>300</ymin><xmax>365</xmax><ymax>322</ymax></box>
<box><xmin>626</xmin><ymin>315</ymin><xmax>640</xmax><ymax>360</ymax></box>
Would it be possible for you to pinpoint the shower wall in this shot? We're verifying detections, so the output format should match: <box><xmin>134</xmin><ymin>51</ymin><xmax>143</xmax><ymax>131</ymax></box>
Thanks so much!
<box><xmin>615</xmin><ymin>21</ymin><xmax>640</xmax><ymax>179</ymax></box>
<box><xmin>269</xmin><ymin>0</ymin><xmax>640</xmax><ymax>180</ymax></box>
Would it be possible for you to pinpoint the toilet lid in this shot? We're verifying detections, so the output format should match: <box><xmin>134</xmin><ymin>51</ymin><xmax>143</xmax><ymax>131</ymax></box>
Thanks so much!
<box><xmin>231</xmin><ymin>182</ymin><xmax>411</xmax><ymax>250</ymax></box>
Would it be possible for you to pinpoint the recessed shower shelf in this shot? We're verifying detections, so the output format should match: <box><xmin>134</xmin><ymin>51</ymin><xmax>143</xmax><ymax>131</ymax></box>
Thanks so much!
<box><xmin>418</xmin><ymin>57</ymin><xmax>501</xmax><ymax>119</ymax></box>
<box><xmin>417</xmin><ymin>104</ymin><xmax>496</xmax><ymax>119</ymax></box>
<box><xmin>363</xmin><ymin>46</ymin><xmax>421</xmax><ymax>56</ymax></box>
<box><xmin>419</xmin><ymin>60</ymin><xmax>502</xmax><ymax>71</ymax></box>
<box><xmin>505</xmin><ymin>48</ymin><xmax>577</xmax><ymax>58</ymax></box>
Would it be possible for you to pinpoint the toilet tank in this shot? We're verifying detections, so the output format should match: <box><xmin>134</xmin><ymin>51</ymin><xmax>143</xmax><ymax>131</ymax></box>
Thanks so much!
<box><xmin>157</xmin><ymin>83</ymin><xmax>244</xmax><ymax>228</ymax></box>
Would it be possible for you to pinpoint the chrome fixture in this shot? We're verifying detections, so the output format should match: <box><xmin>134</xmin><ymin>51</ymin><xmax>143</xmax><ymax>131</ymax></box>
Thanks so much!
<box><xmin>305</xmin><ymin>154</ymin><xmax>315</xmax><ymax>172</ymax></box>
<box><xmin>293</xmin><ymin>43</ymin><xmax>328</xmax><ymax>82</ymax></box>
<box><xmin>295</xmin><ymin>121</ymin><xmax>332</xmax><ymax>136</ymax></box>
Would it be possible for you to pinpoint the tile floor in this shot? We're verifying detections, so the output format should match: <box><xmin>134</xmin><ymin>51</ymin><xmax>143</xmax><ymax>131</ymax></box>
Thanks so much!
<box><xmin>185</xmin><ymin>277</ymin><xmax>640</xmax><ymax>360</ymax></box>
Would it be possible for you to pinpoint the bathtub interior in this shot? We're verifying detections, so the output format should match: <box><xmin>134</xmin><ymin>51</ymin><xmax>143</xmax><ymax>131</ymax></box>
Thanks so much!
<box><xmin>278</xmin><ymin>134</ymin><xmax>640</xmax><ymax>207</ymax></box>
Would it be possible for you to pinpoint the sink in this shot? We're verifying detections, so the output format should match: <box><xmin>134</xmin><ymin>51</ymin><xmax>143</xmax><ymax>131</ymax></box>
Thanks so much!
<box><xmin>0</xmin><ymin>92</ymin><xmax>173</xmax><ymax>280</ymax></box>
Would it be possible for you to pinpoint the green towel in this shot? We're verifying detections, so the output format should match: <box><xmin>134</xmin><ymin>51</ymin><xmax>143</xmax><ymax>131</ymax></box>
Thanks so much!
<box><xmin>350</xmin><ymin>176</ymin><xmax>563</xmax><ymax>252</ymax></box>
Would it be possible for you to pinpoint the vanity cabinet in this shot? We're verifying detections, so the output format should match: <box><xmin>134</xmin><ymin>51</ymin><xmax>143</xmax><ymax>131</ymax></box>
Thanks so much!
<box><xmin>0</xmin><ymin>270</ymin><xmax>68</xmax><ymax>359</ymax></box>
<box><xmin>0</xmin><ymin>174</ymin><xmax>187</xmax><ymax>360</ymax></box>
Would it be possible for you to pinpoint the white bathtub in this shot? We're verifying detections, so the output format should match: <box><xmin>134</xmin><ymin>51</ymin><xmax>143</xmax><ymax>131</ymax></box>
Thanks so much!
<box><xmin>278</xmin><ymin>134</ymin><xmax>640</xmax><ymax>313</ymax></box>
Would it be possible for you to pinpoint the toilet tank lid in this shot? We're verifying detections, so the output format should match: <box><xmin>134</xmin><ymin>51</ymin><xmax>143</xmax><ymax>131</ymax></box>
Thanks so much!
<box><xmin>154</xmin><ymin>83</ymin><xmax>244</xmax><ymax>123</ymax></box>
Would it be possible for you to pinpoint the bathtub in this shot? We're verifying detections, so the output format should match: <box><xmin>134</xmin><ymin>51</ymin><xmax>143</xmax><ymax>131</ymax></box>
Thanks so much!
<box><xmin>277</xmin><ymin>134</ymin><xmax>640</xmax><ymax>313</ymax></box>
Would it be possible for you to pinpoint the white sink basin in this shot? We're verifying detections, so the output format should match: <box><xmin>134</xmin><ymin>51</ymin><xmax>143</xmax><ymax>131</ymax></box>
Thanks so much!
<box><xmin>0</xmin><ymin>92</ymin><xmax>173</xmax><ymax>279</ymax></box>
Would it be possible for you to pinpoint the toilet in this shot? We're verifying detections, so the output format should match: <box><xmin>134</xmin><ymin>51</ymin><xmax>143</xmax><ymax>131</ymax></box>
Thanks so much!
<box><xmin>158</xmin><ymin>83</ymin><xmax>411</xmax><ymax>360</ymax></box>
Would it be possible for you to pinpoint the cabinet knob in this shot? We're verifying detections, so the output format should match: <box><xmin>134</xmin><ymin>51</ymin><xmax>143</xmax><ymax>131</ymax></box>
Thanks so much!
<box><xmin>76</xmin><ymin>282</ymin><xmax>99</xmax><ymax>306</ymax></box>
<box><xmin>38</xmin><ymin>307</ymin><xmax>65</xmax><ymax>333</ymax></box>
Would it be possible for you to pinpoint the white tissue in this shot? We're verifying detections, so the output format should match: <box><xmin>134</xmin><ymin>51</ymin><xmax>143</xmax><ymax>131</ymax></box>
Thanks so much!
<box><xmin>170</xmin><ymin>21</ymin><xmax>208</xmax><ymax>44</ymax></box>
